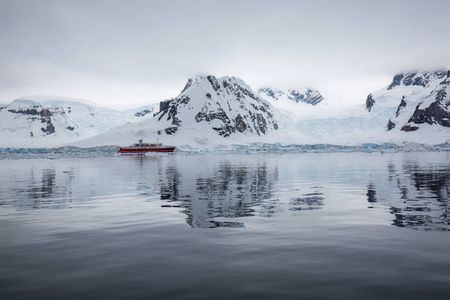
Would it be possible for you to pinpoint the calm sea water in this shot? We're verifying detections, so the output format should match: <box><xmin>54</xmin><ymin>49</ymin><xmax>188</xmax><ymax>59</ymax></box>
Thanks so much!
<box><xmin>0</xmin><ymin>152</ymin><xmax>449</xmax><ymax>299</ymax></box>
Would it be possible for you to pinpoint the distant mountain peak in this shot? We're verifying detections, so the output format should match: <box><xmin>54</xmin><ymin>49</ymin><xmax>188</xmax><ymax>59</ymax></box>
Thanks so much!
<box><xmin>258</xmin><ymin>87</ymin><xmax>324</xmax><ymax>106</ymax></box>
<box><xmin>0</xmin><ymin>96</ymin><xmax>157</xmax><ymax>147</ymax></box>
<box><xmin>380</xmin><ymin>69</ymin><xmax>450</xmax><ymax>132</ymax></box>
<box><xmin>15</xmin><ymin>95</ymin><xmax>99</xmax><ymax>107</ymax></box>
<box><xmin>155</xmin><ymin>75</ymin><xmax>278</xmax><ymax>137</ymax></box>
<box><xmin>401</xmin><ymin>74</ymin><xmax>450</xmax><ymax>129</ymax></box>
<box><xmin>387</xmin><ymin>70</ymin><xmax>447</xmax><ymax>90</ymax></box>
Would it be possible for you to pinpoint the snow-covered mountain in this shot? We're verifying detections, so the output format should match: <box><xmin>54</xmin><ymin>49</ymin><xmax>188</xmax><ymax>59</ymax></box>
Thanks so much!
<box><xmin>386</xmin><ymin>71</ymin><xmax>447</xmax><ymax>90</ymax></box>
<box><xmin>259</xmin><ymin>70</ymin><xmax>450</xmax><ymax>147</ymax></box>
<box><xmin>157</xmin><ymin>75</ymin><xmax>278</xmax><ymax>137</ymax></box>
<box><xmin>72</xmin><ymin>75</ymin><xmax>279</xmax><ymax>148</ymax></box>
<box><xmin>392</xmin><ymin>70</ymin><xmax>450</xmax><ymax>131</ymax></box>
<box><xmin>1</xmin><ymin>70</ymin><xmax>450</xmax><ymax>150</ymax></box>
<box><xmin>0</xmin><ymin>96</ymin><xmax>157</xmax><ymax>147</ymax></box>
<box><xmin>258</xmin><ymin>88</ymin><xmax>324</xmax><ymax>106</ymax></box>
<box><xmin>367</xmin><ymin>70</ymin><xmax>450</xmax><ymax>137</ymax></box>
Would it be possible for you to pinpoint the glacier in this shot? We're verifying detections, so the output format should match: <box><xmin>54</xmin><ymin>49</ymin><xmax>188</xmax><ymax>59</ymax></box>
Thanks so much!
<box><xmin>0</xmin><ymin>96</ymin><xmax>158</xmax><ymax>148</ymax></box>
<box><xmin>1</xmin><ymin>70</ymin><xmax>450</xmax><ymax>153</ymax></box>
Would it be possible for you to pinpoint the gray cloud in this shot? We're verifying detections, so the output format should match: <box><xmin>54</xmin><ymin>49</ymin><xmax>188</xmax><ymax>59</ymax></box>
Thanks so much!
<box><xmin>1</xmin><ymin>0</ymin><xmax>449</xmax><ymax>106</ymax></box>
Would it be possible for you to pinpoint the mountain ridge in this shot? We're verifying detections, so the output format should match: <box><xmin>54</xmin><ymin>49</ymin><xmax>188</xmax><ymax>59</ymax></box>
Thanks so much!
<box><xmin>258</xmin><ymin>88</ymin><xmax>324</xmax><ymax>106</ymax></box>
<box><xmin>1</xmin><ymin>70</ymin><xmax>450</xmax><ymax>149</ymax></box>
<box><xmin>0</xmin><ymin>98</ymin><xmax>158</xmax><ymax>147</ymax></box>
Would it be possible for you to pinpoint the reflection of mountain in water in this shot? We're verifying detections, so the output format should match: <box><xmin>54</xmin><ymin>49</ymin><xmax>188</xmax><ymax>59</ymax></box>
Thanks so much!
<box><xmin>159</xmin><ymin>160</ymin><xmax>279</xmax><ymax>228</ymax></box>
<box><xmin>289</xmin><ymin>189</ymin><xmax>324</xmax><ymax>211</ymax></box>
<box><xmin>381</xmin><ymin>162</ymin><xmax>450</xmax><ymax>231</ymax></box>
<box><xmin>1</xmin><ymin>167</ymin><xmax>71</xmax><ymax>209</ymax></box>
<box><xmin>1</xmin><ymin>160</ymin><xmax>127</xmax><ymax>210</ymax></box>
<box><xmin>3</xmin><ymin>154</ymin><xmax>449</xmax><ymax>231</ymax></box>
<box><xmin>366</xmin><ymin>183</ymin><xmax>377</xmax><ymax>209</ymax></box>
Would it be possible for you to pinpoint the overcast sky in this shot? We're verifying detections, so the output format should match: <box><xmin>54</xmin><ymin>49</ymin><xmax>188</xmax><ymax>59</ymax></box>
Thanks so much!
<box><xmin>1</xmin><ymin>0</ymin><xmax>449</xmax><ymax>107</ymax></box>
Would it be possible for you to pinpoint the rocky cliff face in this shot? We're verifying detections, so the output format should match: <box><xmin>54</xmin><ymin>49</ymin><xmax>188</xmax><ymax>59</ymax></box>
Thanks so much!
<box><xmin>155</xmin><ymin>75</ymin><xmax>278</xmax><ymax>137</ymax></box>
<box><xmin>379</xmin><ymin>70</ymin><xmax>450</xmax><ymax>132</ymax></box>
<box><xmin>7</xmin><ymin>104</ymin><xmax>57</xmax><ymax>135</ymax></box>
<box><xmin>387</xmin><ymin>71</ymin><xmax>447</xmax><ymax>90</ymax></box>
<box><xmin>402</xmin><ymin>72</ymin><xmax>450</xmax><ymax>129</ymax></box>
<box><xmin>258</xmin><ymin>88</ymin><xmax>324</xmax><ymax>106</ymax></box>
<box><xmin>0</xmin><ymin>98</ymin><xmax>157</xmax><ymax>145</ymax></box>
<box><xmin>365</xmin><ymin>94</ymin><xmax>375</xmax><ymax>112</ymax></box>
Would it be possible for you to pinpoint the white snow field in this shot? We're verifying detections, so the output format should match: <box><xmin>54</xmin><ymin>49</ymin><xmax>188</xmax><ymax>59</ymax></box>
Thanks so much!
<box><xmin>1</xmin><ymin>71</ymin><xmax>449</xmax><ymax>152</ymax></box>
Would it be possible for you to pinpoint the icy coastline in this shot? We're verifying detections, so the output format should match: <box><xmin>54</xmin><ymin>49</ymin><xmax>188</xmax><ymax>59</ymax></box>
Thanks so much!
<box><xmin>1</xmin><ymin>141</ymin><xmax>450</xmax><ymax>158</ymax></box>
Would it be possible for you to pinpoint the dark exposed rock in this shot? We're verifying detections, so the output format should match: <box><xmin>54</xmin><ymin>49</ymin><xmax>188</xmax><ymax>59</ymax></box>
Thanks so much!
<box><xmin>366</xmin><ymin>94</ymin><xmax>375</xmax><ymax>112</ymax></box>
<box><xmin>164</xmin><ymin>127</ymin><xmax>178</xmax><ymax>135</ymax></box>
<box><xmin>396</xmin><ymin>96</ymin><xmax>407</xmax><ymax>117</ymax></box>
<box><xmin>41</xmin><ymin>122</ymin><xmax>55</xmax><ymax>134</ymax></box>
<box><xmin>234</xmin><ymin>114</ymin><xmax>247</xmax><ymax>132</ymax></box>
<box><xmin>181</xmin><ymin>78</ymin><xmax>193</xmax><ymax>94</ymax></box>
<box><xmin>404</xmin><ymin>73</ymin><xmax>421</xmax><ymax>87</ymax></box>
<box><xmin>254</xmin><ymin>113</ymin><xmax>267</xmax><ymax>135</ymax></box>
<box><xmin>404</xmin><ymin>72</ymin><xmax>446</xmax><ymax>87</ymax></box>
<box><xmin>387</xmin><ymin>74</ymin><xmax>405</xmax><ymax>90</ymax></box>
<box><xmin>157</xmin><ymin>96</ymin><xmax>190</xmax><ymax>135</ymax></box>
<box><xmin>158</xmin><ymin>97</ymin><xmax>187</xmax><ymax>123</ymax></box>
<box><xmin>251</xmin><ymin>104</ymin><xmax>259</xmax><ymax>111</ymax></box>
<box><xmin>387</xmin><ymin>71</ymin><xmax>447</xmax><ymax>90</ymax></box>
<box><xmin>178</xmin><ymin>96</ymin><xmax>190</xmax><ymax>105</ymax></box>
<box><xmin>134</xmin><ymin>109</ymin><xmax>153</xmax><ymax>117</ymax></box>
<box><xmin>259</xmin><ymin>88</ymin><xmax>324</xmax><ymax>106</ymax></box>
<box><xmin>387</xmin><ymin>119</ymin><xmax>396</xmax><ymax>131</ymax></box>
<box><xmin>41</xmin><ymin>109</ymin><xmax>53</xmax><ymax>117</ymax></box>
<box><xmin>195</xmin><ymin>108</ymin><xmax>230</xmax><ymax>123</ymax></box>
<box><xmin>66</xmin><ymin>126</ymin><xmax>75</xmax><ymax>131</ymax></box>
<box><xmin>260</xmin><ymin>88</ymin><xmax>276</xmax><ymax>99</ymax></box>
<box><xmin>159</xmin><ymin>100</ymin><xmax>172</xmax><ymax>113</ymax></box>
<box><xmin>207</xmin><ymin>76</ymin><xmax>221</xmax><ymax>91</ymax></box>
<box><xmin>236</xmin><ymin>85</ymin><xmax>252</xmax><ymax>100</ymax></box>
<box><xmin>8</xmin><ymin>108</ymin><xmax>40</xmax><ymax>115</ymax></box>
<box><xmin>289</xmin><ymin>89</ymin><xmax>324</xmax><ymax>105</ymax></box>
<box><xmin>408</xmin><ymin>100</ymin><xmax>450</xmax><ymax>127</ymax></box>
<box><xmin>435</xmin><ymin>87</ymin><xmax>447</xmax><ymax>103</ymax></box>
<box><xmin>401</xmin><ymin>124</ymin><xmax>419</xmax><ymax>132</ymax></box>
<box><xmin>212</xmin><ymin>124</ymin><xmax>235</xmax><ymax>137</ymax></box>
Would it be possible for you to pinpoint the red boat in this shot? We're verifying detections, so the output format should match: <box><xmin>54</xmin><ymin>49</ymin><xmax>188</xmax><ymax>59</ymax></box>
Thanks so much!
<box><xmin>118</xmin><ymin>139</ymin><xmax>176</xmax><ymax>153</ymax></box>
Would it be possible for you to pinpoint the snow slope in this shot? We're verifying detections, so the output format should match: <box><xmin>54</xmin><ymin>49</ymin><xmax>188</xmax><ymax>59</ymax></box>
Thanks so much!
<box><xmin>2</xmin><ymin>71</ymin><xmax>450</xmax><ymax>150</ymax></box>
<box><xmin>267</xmin><ymin>70</ymin><xmax>450</xmax><ymax>146</ymax></box>
<box><xmin>72</xmin><ymin>75</ymin><xmax>279</xmax><ymax>149</ymax></box>
<box><xmin>258</xmin><ymin>88</ymin><xmax>324</xmax><ymax>106</ymax></box>
<box><xmin>376</xmin><ymin>70</ymin><xmax>450</xmax><ymax>144</ymax></box>
<box><xmin>0</xmin><ymin>96</ymin><xmax>158</xmax><ymax>147</ymax></box>
<box><xmin>70</xmin><ymin>72</ymin><xmax>450</xmax><ymax>151</ymax></box>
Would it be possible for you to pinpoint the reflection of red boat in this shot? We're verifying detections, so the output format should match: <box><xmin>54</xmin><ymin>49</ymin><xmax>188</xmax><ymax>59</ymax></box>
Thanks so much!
<box><xmin>118</xmin><ymin>139</ymin><xmax>176</xmax><ymax>153</ymax></box>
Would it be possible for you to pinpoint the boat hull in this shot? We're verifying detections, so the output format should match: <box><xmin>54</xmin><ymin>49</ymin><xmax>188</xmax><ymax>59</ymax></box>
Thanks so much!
<box><xmin>118</xmin><ymin>147</ymin><xmax>175</xmax><ymax>153</ymax></box>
